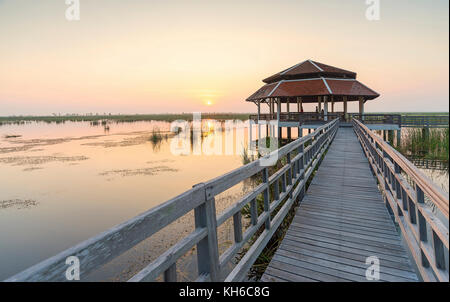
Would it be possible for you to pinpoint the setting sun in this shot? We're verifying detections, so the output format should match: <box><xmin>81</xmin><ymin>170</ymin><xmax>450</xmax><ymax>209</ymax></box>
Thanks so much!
<box><xmin>206</xmin><ymin>100</ymin><xmax>213</xmax><ymax>106</ymax></box>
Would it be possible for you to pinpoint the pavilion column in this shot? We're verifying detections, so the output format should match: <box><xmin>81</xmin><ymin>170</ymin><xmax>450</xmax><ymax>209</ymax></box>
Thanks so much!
<box><xmin>343</xmin><ymin>96</ymin><xmax>348</xmax><ymax>114</ymax></box>
<box><xmin>257</xmin><ymin>101</ymin><xmax>261</xmax><ymax>141</ymax></box>
<box><xmin>269</xmin><ymin>99</ymin><xmax>273</xmax><ymax>120</ymax></box>
<box><xmin>257</xmin><ymin>101</ymin><xmax>261</xmax><ymax>120</ymax></box>
<box><xmin>277</xmin><ymin>98</ymin><xmax>281</xmax><ymax>139</ymax></box>
<box><xmin>272</xmin><ymin>99</ymin><xmax>276</xmax><ymax>120</ymax></box>
<box><xmin>287</xmin><ymin>98</ymin><xmax>290</xmax><ymax>114</ymax></box>
<box><xmin>324</xmin><ymin>96</ymin><xmax>329</xmax><ymax>121</ymax></box>
<box><xmin>331</xmin><ymin>96</ymin><xmax>335</xmax><ymax>113</ymax></box>
<box><xmin>343</xmin><ymin>96</ymin><xmax>348</xmax><ymax>122</ymax></box>
<box><xmin>266</xmin><ymin>99</ymin><xmax>270</xmax><ymax>136</ymax></box>
<box><xmin>318</xmin><ymin>96</ymin><xmax>322</xmax><ymax>112</ymax></box>
<box><xmin>359</xmin><ymin>97</ymin><xmax>365</xmax><ymax>121</ymax></box>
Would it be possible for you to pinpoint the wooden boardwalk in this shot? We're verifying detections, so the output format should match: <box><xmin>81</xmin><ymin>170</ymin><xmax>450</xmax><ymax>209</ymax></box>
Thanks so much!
<box><xmin>261</xmin><ymin>127</ymin><xmax>419</xmax><ymax>282</ymax></box>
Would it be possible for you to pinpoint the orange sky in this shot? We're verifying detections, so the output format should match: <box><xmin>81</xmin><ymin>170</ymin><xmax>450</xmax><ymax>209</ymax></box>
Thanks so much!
<box><xmin>0</xmin><ymin>0</ymin><xmax>448</xmax><ymax>115</ymax></box>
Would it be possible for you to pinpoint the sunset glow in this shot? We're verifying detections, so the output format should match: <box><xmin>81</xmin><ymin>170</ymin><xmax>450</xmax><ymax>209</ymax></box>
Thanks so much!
<box><xmin>0</xmin><ymin>0</ymin><xmax>448</xmax><ymax>115</ymax></box>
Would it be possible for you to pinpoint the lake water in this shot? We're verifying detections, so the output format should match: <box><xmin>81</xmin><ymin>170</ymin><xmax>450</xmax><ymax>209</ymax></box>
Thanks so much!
<box><xmin>0</xmin><ymin>120</ymin><xmax>273</xmax><ymax>281</ymax></box>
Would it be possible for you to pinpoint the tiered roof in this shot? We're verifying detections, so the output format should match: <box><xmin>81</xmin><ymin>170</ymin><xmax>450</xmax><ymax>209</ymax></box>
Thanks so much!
<box><xmin>247</xmin><ymin>60</ymin><xmax>379</xmax><ymax>103</ymax></box>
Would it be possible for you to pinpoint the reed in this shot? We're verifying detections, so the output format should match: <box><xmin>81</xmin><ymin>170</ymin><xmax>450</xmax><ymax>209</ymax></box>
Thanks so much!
<box><xmin>149</xmin><ymin>128</ymin><xmax>163</xmax><ymax>144</ymax></box>
<box><xmin>398</xmin><ymin>128</ymin><xmax>449</xmax><ymax>162</ymax></box>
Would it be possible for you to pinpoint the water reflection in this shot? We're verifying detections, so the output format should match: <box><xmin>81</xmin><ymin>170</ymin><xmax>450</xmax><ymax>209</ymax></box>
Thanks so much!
<box><xmin>0</xmin><ymin>120</ymin><xmax>256</xmax><ymax>281</ymax></box>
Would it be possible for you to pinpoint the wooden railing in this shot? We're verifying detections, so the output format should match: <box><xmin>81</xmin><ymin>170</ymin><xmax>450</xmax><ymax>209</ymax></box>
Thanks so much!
<box><xmin>249</xmin><ymin>113</ymin><xmax>403</xmax><ymax>126</ymax></box>
<box><xmin>249</xmin><ymin>113</ymin><xmax>448</xmax><ymax>129</ymax></box>
<box><xmin>350</xmin><ymin>114</ymin><xmax>402</xmax><ymax>126</ymax></box>
<box><xmin>353</xmin><ymin>119</ymin><xmax>449</xmax><ymax>282</ymax></box>
<box><xmin>5</xmin><ymin>120</ymin><xmax>339</xmax><ymax>282</ymax></box>
<box><xmin>400</xmin><ymin>115</ymin><xmax>449</xmax><ymax>128</ymax></box>
<box><xmin>249</xmin><ymin>112</ymin><xmax>345</xmax><ymax>123</ymax></box>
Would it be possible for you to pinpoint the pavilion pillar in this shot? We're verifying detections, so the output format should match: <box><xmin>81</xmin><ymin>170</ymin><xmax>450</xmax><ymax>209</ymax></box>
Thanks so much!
<box><xmin>343</xmin><ymin>96</ymin><xmax>348</xmax><ymax>122</ymax></box>
<box><xmin>269</xmin><ymin>99</ymin><xmax>273</xmax><ymax>120</ymax></box>
<box><xmin>277</xmin><ymin>98</ymin><xmax>281</xmax><ymax>140</ymax></box>
<box><xmin>324</xmin><ymin>96</ymin><xmax>329</xmax><ymax>121</ymax></box>
<box><xmin>257</xmin><ymin>100</ymin><xmax>262</xmax><ymax>141</ymax></box>
<box><xmin>318</xmin><ymin>96</ymin><xmax>322</xmax><ymax>112</ymax></box>
<box><xmin>257</xmin><ymin>101</ymin><xmax>261</xmax><ymax>120</ymax></box>
<box><xmin>276</xmin><ymin>98</ymin><xmax>281</xmax><ymax>121</ymax></box>
<box><xmin>359</xmin><ymin>97</ymin><xmax>365</xmax><ymax>121</ymax></box>
<box><xmin>397</xmin><ymin>129</ymin><xmax>402</xmax><ymax>147</ymax></box>
<box><xmin>331</xmin><ymin>96</ymin><xmax>335</xmax><ymax>113</ymax></box>
<box><xmin>287</xmin><ymin>98</ymin><xmax>291</xmax><ymax>140</ymax></box>
<box><xmin>266</xmin><ymin>100</ymin><xmax>269</xmax><ymax>136</ymax></box>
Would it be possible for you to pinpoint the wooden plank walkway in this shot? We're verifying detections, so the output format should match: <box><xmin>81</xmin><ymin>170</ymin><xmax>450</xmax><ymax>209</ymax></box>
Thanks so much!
<box><xmin>261</xmin><ymin>127</ymin><xmax>419</xmax><ymax>282</ymax></box>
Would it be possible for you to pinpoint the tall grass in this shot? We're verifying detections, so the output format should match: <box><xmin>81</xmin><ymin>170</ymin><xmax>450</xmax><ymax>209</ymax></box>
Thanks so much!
<box><xmin>398</xmin><ymin>128</ymin><xmax>449</xmax><ymax>162</ymax></box>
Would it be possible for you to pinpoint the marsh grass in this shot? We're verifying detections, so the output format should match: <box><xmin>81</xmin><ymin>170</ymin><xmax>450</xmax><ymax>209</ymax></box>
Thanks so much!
<box><xmin>149</xmin><ymin>128</ymin><xmax>164</xmax><ymax>144</ymax></box>
<box><xmin>0</xmin><ymin>113</ymin><xmax>251</xmax><ymax>126</ymax></box>
<box><xmin>398</xmin><ymin>128</ymin><xmax>449</xmax><ymax>162</ymax></box>
<box><xmin>4</xmin><ymin>135</ymin><xmax>22</xmax><ymax>138</ymax></box>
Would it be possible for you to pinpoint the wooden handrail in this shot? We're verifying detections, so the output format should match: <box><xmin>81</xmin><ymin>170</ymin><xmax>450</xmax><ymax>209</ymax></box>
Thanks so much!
<box><xmin>5</xmin><ymin>119</ymin><xmax>339</xmax><ymax>282</ymax></box>
<box><xmin>353</xmin><ymin>118</ymin><xmax>449</xmax><ymax>282</ymax></box>
<box><xmin>354</xmin><ymin>119</ymin><xmax>448</xmax><ymax>218</ymax></box>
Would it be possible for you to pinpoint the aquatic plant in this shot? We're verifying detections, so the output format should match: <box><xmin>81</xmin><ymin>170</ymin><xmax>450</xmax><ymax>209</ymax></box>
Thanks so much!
<box><xmin>240</xmin><ymin>146</ymin><xmax>255</xmax><ymax>165</ymax></box>
<box><xmin>4</xmin><ymin>135</ymin><xmax>22</xmax><ymax>138</ymax></box>
<box><xmin>150</xmin><ymin>128</ymin><xmax>163</xmax><ymax>144</ymax></box>
<box><xmin>398</xmin><ymin>128</ymin><xmax>449</xmax><ymax>162</ymax></box>
<box><xmin>0</xmin><ymin>113</ymin><xmax>252</xmax><ymax>126</ymax></box>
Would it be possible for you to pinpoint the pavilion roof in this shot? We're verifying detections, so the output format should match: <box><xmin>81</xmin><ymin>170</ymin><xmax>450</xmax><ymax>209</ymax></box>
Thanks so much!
<box><xmin>263</xmin><ymin>60</ymin><xmax>356</xmax><ymax>84</ymax></box>
<box><xmin>247</xmin><ymin>60</ymin><xmax>380</xmax><ymax>103</ymax></box>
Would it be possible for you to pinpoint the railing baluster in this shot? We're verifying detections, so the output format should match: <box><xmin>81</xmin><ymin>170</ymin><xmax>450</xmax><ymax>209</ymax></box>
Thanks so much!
<box><xmin>262</xmin><ymin>168</ymin><xmax>270</xmax><ymax>230</ymax></box>
<box><xmin>287</xmin><ymin>153</ymin><xmax>292</xmax><ymax>187</ymax></box>
<box><xmin>298</xmin><ymin>141</ymin><xmax>305</xmax><ymax>201</ymax></box>
<box><xmin>233</xmin><ymin>212</ymin><xmax>243</xmax><ymax>243</ymax></box>
<box><xmin>194</xmin><ymin>193</ymin><xmax>220</xmax><ymax>281</ymax></box>
<box><xmin>432</xmin><ymin>231</ymin><xmax>446</xmax><ymax>269</ymax></box>
<box><xmin>274</xmin><ymin>179</ymin><xmax>280</xmax><ymax>201</ymax></box>
<box><xmin>416</xmin><ymin>186</ymin><xmax>428</xmax><ymax>242</ymax></box>
<box><xmin>164</xmin><ymin>263</ymin><xmax>177</xmax><ymax>282</ymax></box>
<box><xmin>250</xmin><ymin>198</ymin><xmax>258</xmax><ymax>226</ymax></box>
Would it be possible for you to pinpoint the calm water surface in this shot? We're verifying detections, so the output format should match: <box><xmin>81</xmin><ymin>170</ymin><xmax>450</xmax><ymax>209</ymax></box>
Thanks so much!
<box><xmin>0</xmin><ymin>120</ymin><xmax>263</xmax><ymax>281</ymax></box>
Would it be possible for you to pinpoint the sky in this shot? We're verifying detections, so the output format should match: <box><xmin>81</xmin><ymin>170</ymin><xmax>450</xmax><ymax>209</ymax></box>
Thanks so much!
<box><xmin>0</xmin><ymin>0</ymin><xmax>448</xmax><ymax>115</ymax></box>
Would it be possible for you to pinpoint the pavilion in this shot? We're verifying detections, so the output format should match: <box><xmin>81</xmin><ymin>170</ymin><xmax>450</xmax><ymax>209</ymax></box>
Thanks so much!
<box><xmin>247</xmin><ymin>60</ymin><xmax>380</xmax><ymax>138</ymax></box>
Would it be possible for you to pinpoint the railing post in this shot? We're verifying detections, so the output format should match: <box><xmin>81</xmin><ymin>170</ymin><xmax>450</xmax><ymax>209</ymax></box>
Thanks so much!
<box><xmin>233</xmin><ymin>211</ymin><xmax>243</xmax><ymax>243</ymax></box>
<box><xmin>416</xmin><ymin>185</ymin><xmax>428</xmax><ymax>243</ymax></box>
<box><xmin>262</xmin><ymin>168</ymin><xmax>271</xmax><ymax>230</ymax></box>
<box><xmin>274</xmin><ymin>179</ymin><xmax>280</xmax><ymax>201</ymax></box>
<box><xmin>194</xmin><ymin>184</ymin><xmax>220</xmax><ymax>281</ymax></box>
<box><xmin>432</xmin><ymin>231</ymin><xmax>446</xmax><ymax>270</ymax></box>
<box><xmin>298</xmin><ymin>141</ymin><xmax>305</xmax><ymax>201</ymax></box>
<box><xmin>394</xmin><ymin>162</ymin><xmax>404</xmax><ymax>214</ymax></box>
<box><xmin>164</xmin><ymin>264</ymin><xmax>177</xmax><ymax>282</ymax></box>
<box><xmin>287</xmin><ymin>152</ymin><xmax>292</xmax><ymax>187</ymax></box>
<box><xmin>250</xmin><ymin>198</ymin><xmax>258</xmax><ymax>226</ymax></box>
